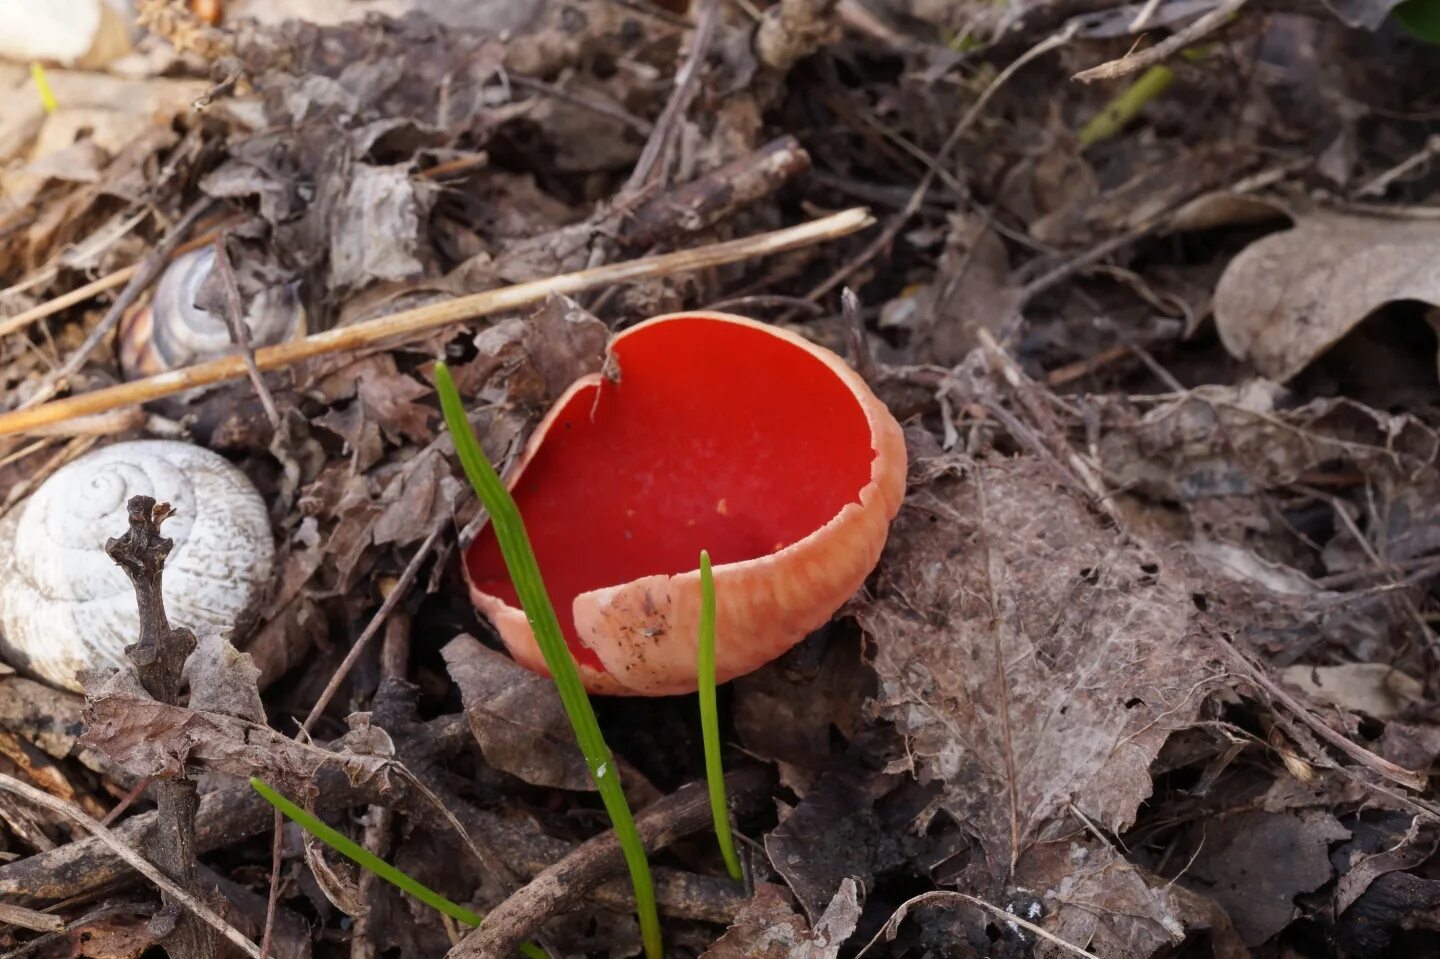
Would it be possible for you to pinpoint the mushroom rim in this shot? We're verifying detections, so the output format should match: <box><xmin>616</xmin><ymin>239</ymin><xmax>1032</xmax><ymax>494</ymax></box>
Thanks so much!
<box><xmin>461</xmin><ymin>309</ymin><xmax>908</xmax><ymax>691</ymax></box>
<box><xmin>466</xmin><ymin>310</ymin><xmax>901</xmax><ymax>536</ymax></box>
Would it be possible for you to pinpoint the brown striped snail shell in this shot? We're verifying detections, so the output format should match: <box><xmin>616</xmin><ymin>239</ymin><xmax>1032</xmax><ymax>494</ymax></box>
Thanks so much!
<box><xmin>0</xmin><ymin>440</ymin><xmax>275</xmax><ymax>692</ymax></box>
<box><xmin>118</xmin><ymin>246</ymin><xmax>304</xmax><ymax>379</ymax></box>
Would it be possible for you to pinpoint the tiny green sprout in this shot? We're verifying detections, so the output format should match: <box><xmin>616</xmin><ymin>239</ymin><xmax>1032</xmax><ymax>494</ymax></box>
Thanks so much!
<box><xmin>433</xmin><ymin>361</ymin><xmax>661</xmax><ymax>959</ymax></box>
<box><xmin>697</xmin><ymin>550</ymin><xmax>743</xmax><ymax>880</ymax></box>
<box><xmin>250</xmin><ymin>777</ymin><xmax>546</xmax><ymax>959</ymax></box>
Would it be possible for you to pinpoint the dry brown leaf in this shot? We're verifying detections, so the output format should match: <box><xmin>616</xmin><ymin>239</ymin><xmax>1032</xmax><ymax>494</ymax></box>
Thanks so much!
<box><xmin>1097</xmin><ymin>382</ymin><xmax>1439</xmax><ymax>501</ymax></box>
<box><xmin>185</xmin><ymin>628</ymin><xmax>266</xmax><ymax>723</ymax></box>
<box><xmin>1214</xmin><ymin>211</ymin><xmax>1440</xmax><ymax>382</ymax></box>
<box><xmin>372</xmin><ymin>450</ymin><xmax>459</xmax><ymax>548</ymax></box>
<box><xmin>80</xmin><ymin>672</ymin><xmax>392</xmax><ymax>791</ymax></box>
<box><xmin>764</xmin><ymin>765</ymin><xmax>886</xmax><ymax>921</ymax></box>
<box><xmin>39</xmin><ymin>910</ymin><xmax>159</xmax><ymax>959</ymax></box>
<box><xmin>700</xmin><ymin>880</ymin><xmax>862</xmax><ymax>959</ymax></box>
<box><xmin>857</xmin><ymin>456</ymin><xmax>1225</xmax><ymax>871</ymax></box>
<box><xmin>441</xmin><ymin>635</ymin><xmax>590</xmax><ymax>791</ymax></box>
<box><xmin>1280</xmin><ymin>663</ymin><xmax>1423</xmax><ymax>720</ymax></box>
<box><xmin>1185</xmin><ymin>810</ymin><xmax>1350</xmax><ymax>945</ymax></box>
<box><xmin>522</xmin><ymin>296</ymin><xmax>610</xmax><ymax>399</ymax></box>
<box><xmin>733</xmin><ymin>636</ymin><xmax>868</xmax><ymax>767</ymax></box>
<box><xmin>329</xmin><ymin>164</ymin><xmax>434</xmax><ymax>289</ymax></box>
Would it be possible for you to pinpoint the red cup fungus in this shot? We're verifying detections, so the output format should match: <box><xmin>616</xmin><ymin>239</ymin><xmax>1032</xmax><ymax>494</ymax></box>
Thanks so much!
<box><xmin>464</xmin><ymin>311</ymin><xmax>907</xmax><ymax>695</ymax></box>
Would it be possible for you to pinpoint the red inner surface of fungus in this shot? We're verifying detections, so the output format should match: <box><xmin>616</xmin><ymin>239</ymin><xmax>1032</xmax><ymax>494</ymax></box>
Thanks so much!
<box><xmin>465</xmin><ymin>316</ymin><xmax>876</xmax><ymax>670</ymax></box>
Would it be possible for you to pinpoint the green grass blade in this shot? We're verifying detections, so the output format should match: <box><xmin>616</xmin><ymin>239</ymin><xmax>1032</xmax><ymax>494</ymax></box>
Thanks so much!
<box><xmin>250</xmin><ymin>778</ymin><xmax>549</xmax><ymax>959</ymax></box>
<box><xmin>433</xmin><ymin>362</ymin><xmax>661</xmax><ymax>959</ymax></box>
<box><xmin>696</xmin><ymin>550</ymin><xmax>742</xmax><ymax>880</ymax></box>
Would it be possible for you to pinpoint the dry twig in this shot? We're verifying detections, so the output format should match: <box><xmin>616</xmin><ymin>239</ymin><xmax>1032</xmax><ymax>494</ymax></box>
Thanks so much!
<box><xmin>0</xmin><ymin>773</ymin><xmax>261</xmax><ymax>958</ymax></box>
<box><xmin>1073</xmin><ymin>0</ymin><xmax>1249</xmax><ymax>83</ymax></box>
<box><xmin>104</xmin><ymin>495</ymin><xmax>215</xmax><ymax>959</ymax></box>
<box><xmin>448</xmin><ymin>767</ymin><xmax>771</xmax><ymax>958</ymax></box>
<box><xmin>0</xmin><ymin>208</ymin><xmax>872</xmax><ymax>438</ymax></box>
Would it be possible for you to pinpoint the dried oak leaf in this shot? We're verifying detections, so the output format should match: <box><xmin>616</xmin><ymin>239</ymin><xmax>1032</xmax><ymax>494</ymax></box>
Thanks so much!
<box><xmin>1214</xmin><ymin>210</ymin><xmax>1440</xmax><ymax>382</ymax></box>
<box><xmin>700</xmin><ymin>880</ymin><xmax>862</xmax><ymax>959</ymax></box>
<box><xmin>856</xmin><ymin>456</ymin><xmax>1226</xmax><ymax>871</ymax></box>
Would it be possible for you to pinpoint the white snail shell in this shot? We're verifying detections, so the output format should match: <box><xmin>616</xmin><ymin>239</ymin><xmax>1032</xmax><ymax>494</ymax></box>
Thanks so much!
<box><xmin>0</xmin><ymin>440</ymin><xmax>275</xmax><ymax>692</ymax></box>
<box><xmin>118</xmin><ymin>247</ymin><xmax>304</xmax><ymax>379</ymax></box>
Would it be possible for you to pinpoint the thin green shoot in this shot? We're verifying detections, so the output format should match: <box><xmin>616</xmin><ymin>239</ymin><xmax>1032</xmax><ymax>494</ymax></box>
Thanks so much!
<box><xmin>433</xmin><ymin>361</ymin><xmax>661</xmax><ymax>959</ymax></box>
<box><xmin>249</xmin><ymin>777</ymin><xmax>547</xmax><ymax>959</ymax></box>
<box><xmin>696</xmin><ymin>550</ymin><xmax>742</xmax><ymax>881</ymax></box>
<box><xmin>1076</xmin><ymin>65</ymin><xmax>1175</xmax><ymax>148</ymax></box>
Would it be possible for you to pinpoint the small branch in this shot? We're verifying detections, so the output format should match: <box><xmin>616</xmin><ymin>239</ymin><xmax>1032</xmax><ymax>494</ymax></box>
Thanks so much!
<box><xmin>0</xmin><ymin>208</ymin><xmax>873</xmax><ymax>438</ymax></box>
<box><xmin>624</xmin><ymin>0</ymin><xmax>720</xmax><ymax>195</ymax></box>
<box><xmin>103</xmin><ymin>495</ymin><xmax>213</xmax><ymax>959</ymax></box>
<box><xmin>620</xmin><ymin>135</ymin><xmax>811</xmax><ymax>248</ymax></box>
<box><xmin>211</xmin><ymin>235</ymin><xmax>282</xmax><ymax>431</ymax></box>
<box><xmin>105</xmin><ymin>497</ymin><xmax>195</xmax><ymax>703</ymax></box>
<box><xmin>0</xmin><ymin>773</ymin><xmax>260</xmax><ymax>958</ymax></box>
<box><xmin>1072</xmin><ymin>0</ymin><xmax>1248</xmax><ymax>83</ymax></box>
<box><xmin>449</xmin><ymin>767</ymin><xmax>771</xmax><ymax>958</ymax></box>
<box><xmin>0</xmin><ymin>901</ymin><xmax>64</xmax><ymax>933</ymax></box>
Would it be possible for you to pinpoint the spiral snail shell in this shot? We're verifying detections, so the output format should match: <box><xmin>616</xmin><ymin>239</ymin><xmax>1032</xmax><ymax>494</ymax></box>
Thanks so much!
<box><xmin>118</xmin><ymin>246</ymin><xmax>304</xmax><ymax>379</ymax></box>
<box><xmin>0</xmin><ymin>440</ymin><xmax>275</xmax><ymax>691</ymax></box>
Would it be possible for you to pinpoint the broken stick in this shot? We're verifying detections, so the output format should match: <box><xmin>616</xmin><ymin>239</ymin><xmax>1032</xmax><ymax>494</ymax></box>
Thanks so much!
<box><xmin>449</xmin><ymin>766</ymin><xmax>772</xmax><ymax>958</ymax></box>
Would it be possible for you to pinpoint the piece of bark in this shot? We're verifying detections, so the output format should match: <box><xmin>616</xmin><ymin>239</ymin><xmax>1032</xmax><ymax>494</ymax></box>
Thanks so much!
<box><xmin>620</xmin><ymin>135</ymin><xmax>811</xmax><ymax>248</ymax></box>
<box><xmin>102</xmin><ymin>495</ymin><xmax>213</xmax><ymax>959</ymax></box>
<box><xmin>448</xmin><ymin>766</ymin><xmax>772</xmax><ymax>958</ymax></box>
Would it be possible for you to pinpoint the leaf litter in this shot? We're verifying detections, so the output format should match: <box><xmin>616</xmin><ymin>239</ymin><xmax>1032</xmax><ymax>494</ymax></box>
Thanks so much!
<box><xmin>3</xmin><ymin>1</ymin><xmax>1440</xmax><ymax>958</ymax></box>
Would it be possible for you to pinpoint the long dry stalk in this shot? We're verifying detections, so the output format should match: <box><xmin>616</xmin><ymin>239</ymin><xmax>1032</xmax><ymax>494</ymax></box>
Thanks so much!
<box><xmin>0</xmin><ymin>208</ymin><xmax>872</xmax><ymax>438</ymax></box>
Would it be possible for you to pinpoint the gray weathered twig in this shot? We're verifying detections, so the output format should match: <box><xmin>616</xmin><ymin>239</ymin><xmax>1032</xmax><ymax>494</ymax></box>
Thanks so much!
<box><xmin>103</xmin><ymin>495</ymin><xmax>215</xmax><ymax>959</ymax></box>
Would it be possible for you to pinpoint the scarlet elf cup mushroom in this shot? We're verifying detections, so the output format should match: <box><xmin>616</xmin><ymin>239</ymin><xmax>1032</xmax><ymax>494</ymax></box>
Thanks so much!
<box><xmin>464</xmin><ymin>312</ymin><xmax>907</xmax><ymax>696</ymax></box>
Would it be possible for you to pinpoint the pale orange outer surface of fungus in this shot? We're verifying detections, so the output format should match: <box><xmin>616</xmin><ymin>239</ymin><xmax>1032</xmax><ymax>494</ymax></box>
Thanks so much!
<box><xmin>463</xmin><ymin>311</ymin><xmax>907</xmax><ymax>695</ymax></box>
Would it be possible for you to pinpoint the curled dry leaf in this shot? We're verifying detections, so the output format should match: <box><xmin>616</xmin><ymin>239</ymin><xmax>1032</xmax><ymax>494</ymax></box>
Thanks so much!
<box><xmin>185</xmin><ymin>629</ymin><xmax>266</xmax><ymax>724</ymax></box>
<box><xmin>306</xmin><ymin>837</ymin><xmax>370</xmax><ymax>919</ymax></box>
<box><xmin>699</xmin><ymin>880</ymin><xmax>862</xmax><ymax>959</ymax></box>
<box><xmin>1214</xmin><ymin>211</ymin><xmax>1440</xmax><ymax>382</ymax></box>
<box><xmin>441</xmin><ymin>634</ymin><xmax>590</xmax><ymax>792</ymax></box>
